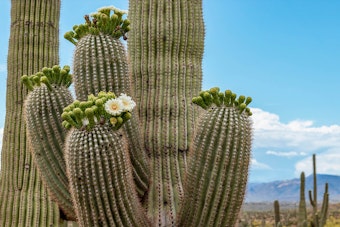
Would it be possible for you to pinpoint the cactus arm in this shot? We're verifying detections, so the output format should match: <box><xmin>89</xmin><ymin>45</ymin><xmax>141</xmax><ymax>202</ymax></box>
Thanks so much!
<box><xmin>128</xmin><ymin>0</ymin><xmax>205</xmax><ymax>225</ymax></box>
<box><xmin>63</xmin><ymin>93</ymin><xmax>150</xmax><ymax>227</ymax></box>
<box><xmin>178</xmin><ymin>89</ymin><xmax>252</xmax><ymax>227</ymax></box>
<box><xmin>22</xmin><ymin>66</ymin><xmax>76</xmax><ymax>221</ymax></box>
<box><xmin>0</xmin><ymin>1</ymin><xmax>65</xmax><ymax>226</ymax></box>
<box><xmin>320</xmin><ymin>183</ymin><xmax>329</xmax><ymax>226</ymax></box>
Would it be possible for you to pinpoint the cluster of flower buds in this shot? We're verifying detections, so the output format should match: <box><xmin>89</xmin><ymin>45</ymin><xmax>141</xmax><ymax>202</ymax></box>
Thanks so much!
<box><xmin>192</xmin><ymin>87</ymin><xmax>253</xmax><ymax>116</ymax></box>
<box><xmin>21</xmin><ymin>65</ymin><xmax>72</xmax><ymax>91</ymax></box>
<box><xmin>64</xmin><ymin>6</ymin><xmax>130</xmax><ymax>45</ymax></box>
<box><xmin>62</xmin><ymin>91</ymin><xmax>136</xmax><ymax>131</ymax></box>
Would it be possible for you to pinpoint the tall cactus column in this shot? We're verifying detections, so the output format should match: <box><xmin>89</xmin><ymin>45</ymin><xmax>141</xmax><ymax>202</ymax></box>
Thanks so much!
<box><xmin>0</xmin><ymin>1</ymin><xmax>63</xmax><ymax>226</ymax></box>
<box><xmin>128</xmin><ymin>1</ymin><xmax>205</xmax><ymax>225</ymax></box>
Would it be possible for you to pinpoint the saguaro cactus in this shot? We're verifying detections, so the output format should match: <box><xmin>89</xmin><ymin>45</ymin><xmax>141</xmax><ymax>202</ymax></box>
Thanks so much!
<box><xmin>14</xmin><ymin>1</ymin><xmax>254</xmax><ymax>226</ymax></box>
<box><xmin>22</xmin><ymin>66</ymin><xmax>76</xmax><ymax>221</ymax></box>
<box><xmin>309</xmin><ymin>154</ymin><xmax>329</xmax><ymax>227</ymax></box>
<box><xmin>274</xmin><ymin>200</ymin><xmax>282</xmax><ymax>227</ymax></box>
<box><xmin>0</xmin><ymin>1</ymin><xmax>64</xmax><ymax>226</ymax></box>
<box><xmin>298</xmin><ymin>172</ymin><xmax>308</xmax><ymax>227</ymax></box>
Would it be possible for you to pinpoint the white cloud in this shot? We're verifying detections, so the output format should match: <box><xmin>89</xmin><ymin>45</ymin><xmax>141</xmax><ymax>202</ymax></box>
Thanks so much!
<box><xmin>295</xmin><ymin>149</ymin><xmax>340</xmax><ymax>177</ymax></box>
<box><xmin>251</xmin><ymin>108</ymin><xmax>340</xmax><ymax>177</ymax></box>
<box><xmin>250</xmin><ymin>158</ymin><xmax>271</xmax><ymax>170</ymax></box>
<box><xmin>251</xmin><ymin>108</ymin><xmax>340</xmax><ymax>153</ymax></box>
<box><xmin>266</xmin><ymin>150</ymin><xmax>307</xmax><ymax>158</ymax></box>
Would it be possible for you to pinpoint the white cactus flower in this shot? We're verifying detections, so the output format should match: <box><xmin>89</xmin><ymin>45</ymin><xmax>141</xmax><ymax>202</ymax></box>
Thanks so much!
<box><xmin>118</xmin><ymin>93</ymin><xmax>136</xmax><ymax>112</ymax></box>
<box><xmin>104</xmin><ymin>98</ymin><xmax>124</xmax><ymax>116</ymax></box>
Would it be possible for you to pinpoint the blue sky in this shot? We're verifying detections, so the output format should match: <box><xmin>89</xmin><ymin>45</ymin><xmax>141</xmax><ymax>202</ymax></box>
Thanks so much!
<box><xmin>1</xmin><ymin>1</ymin><xmax>340</xmax><ymax>183</ymax></box>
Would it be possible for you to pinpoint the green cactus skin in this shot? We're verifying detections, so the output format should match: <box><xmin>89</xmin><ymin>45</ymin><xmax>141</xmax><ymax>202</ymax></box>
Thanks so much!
<box><xmin>72</xmin><ymin>34</ymin><xmax>130</xmax><ymax>101</ymax></box>
<box><xmin>128</xmin><ymin>0</ymin><xmax>205</xmax><ymax>225</ymax></box>
<box><xmin>0</xmin><ymin>1</ymin><xmax>67</xmax><ymax>226</ymax></box>
<box><xmin>298</xmin><ymin>172</ymin><xmax>308</xmax><ymax>227</ymax></box>
<box><xmin>23</xmin><ymin>66</ymin><xmax>76</xmax><ymax>221</ymax></box>
<box><xmin>66</xmin><ymin>9</ymin><xmax>149</xmax><ymax>198</ymax></box>
<box><xmin>309</xmin><ymin>154</ymin><xmax>329</xmax><ymax>227</ymax></box>
<box><xmin>65</xmin><ymin>124</ymin><xmax>150</xmax><ymax>227</ymax></box>
<box><xmin>178</xmin><ymin>90</ymin><xmax>252</xmax><ymax>227</ymax></box>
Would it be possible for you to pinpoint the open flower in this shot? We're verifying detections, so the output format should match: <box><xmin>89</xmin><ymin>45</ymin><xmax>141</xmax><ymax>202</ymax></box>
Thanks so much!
<box><xmin>82</xmin><ymin>117</ymin><xmax>89</xmax><ymax>126</ymax></box>
<box><xmin>118</xmin><ymin>93</ymin><xmax>136</xmax><ymax>112</ymax></box>
<box><xmin>104</xmin><ymin>98</ymin><xmax>124</xmax><ymax>116</ymax></box>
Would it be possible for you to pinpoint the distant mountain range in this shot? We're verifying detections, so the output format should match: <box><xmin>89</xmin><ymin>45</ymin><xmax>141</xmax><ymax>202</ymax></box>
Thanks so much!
<box><xmin>245</xmin><ymin>174</ymin><xmax>340</xmax><ymax>203</ymax></box>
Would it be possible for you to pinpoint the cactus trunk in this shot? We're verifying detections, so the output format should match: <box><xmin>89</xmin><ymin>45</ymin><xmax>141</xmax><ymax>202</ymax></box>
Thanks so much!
<box><xmin>128</xmin><ymin>0</ymin><xmax>204</xmax><ymax>225</ymax></box>
<box><xmin>0</xmin><ymin>1</ymin><xmax>64</xmax><ymax>226</ymax></box>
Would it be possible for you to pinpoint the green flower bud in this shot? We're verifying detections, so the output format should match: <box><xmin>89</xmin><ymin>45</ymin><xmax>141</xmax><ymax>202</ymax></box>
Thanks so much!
<box><xmin>246</xmin><ymin>107</ymin><xmax>252</xmax><ymax>116</ymax></box>
<box><xmin>85</xmin><ymin>108</ymin><xmax>96</xmax><ymax>127</ymax></box>
<box><xmin>40</xmin><ymin>76</ymin><xmax>53</xmax><ymax>91</ymax></box>
<box><xmin>32</xmin><ymin>76</ymin><xmax>41</xmax><ymax>86</ymax></box>
<box><xmin>122</xmin><ymin>112</ymin><xmax>132</xmax><ymax>122</ymax></box>
<box><xmin>73</xmin><ymin>100</ymin><xmax>81</xmax><ymax>108</ymax></box>
<box><xmin>109</xmin><ymin>117</ymin><xmax>117</xmax><ymax>127</ymax></box>
<box><xmin>224</xmin><ymin>90</ymin><xmax>232</xmax><ymax>106</ymax></box>
<box><xmin>192</xmin><ymin>96</ymin><xmax>208</xmax><ymax>109</ymax></box>
<box><xmin>52</xmin><ymin>65</ymin><xmax>61</xmax><ymax>73</ymax></box>
<box><xmin>239</xmin><ymin>103</ymin><xmax>246</xmax><ymax>114</ymax></box>
<box><xmin>245</xmin><ymin>97</ymin><xmax>252</xmax><ymax>105</ymax></box>
<box><xmin>63</xmin><ymin>65</ymin><xmax>71</xmax><ymax>73</ymax></box>
<box><xmin>21</xmin><ymin>75</ymin><xmax>34</xmax><ymax>91</ymax></box>
<box><xmin>62</xmin><ymin>120</ymin><xmax>72</xmax><ymax>129</ymax></box>
<box><xmin>61</xmin><ymin>112</ymin><xmax>78</xmax><ymax>127</ymax></box>
<box><xmin>202</xmin><ymin>92</ymin><xmax>213</xmax><ymax>106</ymax></box>
<box><xmin>231</xmin><ymin>93</ymin><xmax>237</xmax><ymax>106</ymax></box>
<box><xmin>64</xmin><ymin>31</ymin><xmax>77</xmax><ymax>45</ymax></box>
<box><xmin>218</xmin><ymin>92</ymin><xmax>225</xmax><ymax>105</ymax></box>
<box><xmin>238</xmin><ymin>95</ymin><xmax>245</xmax><ymax>104</ymax></box>
<box><xmin>114</xmin><ymin>116</ymin><xmax>124</xmax><ymax>130</ymax></box>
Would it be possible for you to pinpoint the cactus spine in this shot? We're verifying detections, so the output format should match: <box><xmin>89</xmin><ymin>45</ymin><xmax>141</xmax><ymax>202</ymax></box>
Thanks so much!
<box><xmin>128</xmin><ymin>0</ymin><xmax>205</xmax><ymax>225</ymax></box>
<box><xmin>22</xmin><ymin>66</ymin><xmax>76</xmax><ymax>221</ymax></box>
<box><xmin>309</xmin><ymin>154</ymin><xmax>329</xmax><ymax>227</ymax></box>
<box><xmin>65</xmin><ymin>8</ymin><xmax>149</xmax><ymax>198</ymax></box>
<box><xmin>0</xmin><ymin>1</ymin><xmax>65</xmax><ymax>226</ymax></box>
<box><xmin>63</xmin><ymin>93</ymin><xmax>149</xmax><ymax>227</ymax></box>
<box><xmin>178</xmin><ymin>89</ymin><xmax>252</xmax><ymax>227</ymax></box>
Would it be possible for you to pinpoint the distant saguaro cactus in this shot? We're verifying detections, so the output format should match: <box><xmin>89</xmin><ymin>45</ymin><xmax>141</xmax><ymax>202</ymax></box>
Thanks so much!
<box><xmin>309</xmin><ymin>154</ymin><xmax>329</xmax><ymax>227</ymax></box>
<box><xmin>274</xmin><ymin>200</ymin><xmax>282</xmax><ymax>227</ymax></box>
<box><xmin>298</xmin><ymin>172</ymin><xmax>308</xmax><ymax>227</ymax></box>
